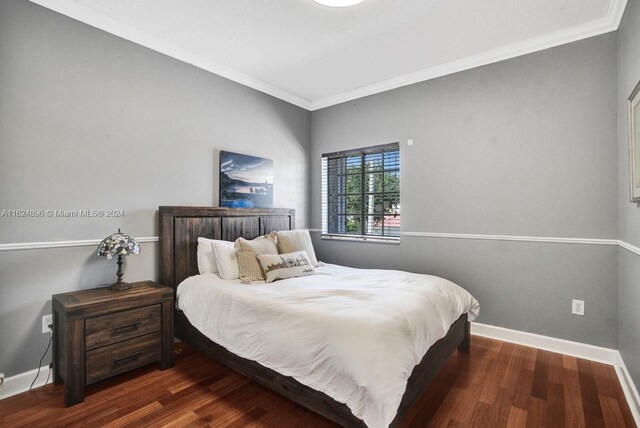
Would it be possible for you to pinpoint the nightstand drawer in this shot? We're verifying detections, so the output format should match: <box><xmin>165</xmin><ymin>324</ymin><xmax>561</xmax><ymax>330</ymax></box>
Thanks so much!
<box><xmin>86</xmin><ymin>332</ymin><xmax>161</xmax><ymax>385</ymax></box>
<box><xmin>85</xmin><ymin>305</ymin><xmax>161</xmax><ymax>350</ymax></box>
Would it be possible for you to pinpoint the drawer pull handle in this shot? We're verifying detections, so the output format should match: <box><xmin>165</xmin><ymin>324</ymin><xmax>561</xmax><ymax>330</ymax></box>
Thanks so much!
<box><xmin>112</xmin><ymin>322</ymin><xmax>141</xmax><ymax>334</ymax></box>
<box><xmin>112</xmin><ymin>353</ymin><xmax>141</xmax><ymax>366</ymax></box>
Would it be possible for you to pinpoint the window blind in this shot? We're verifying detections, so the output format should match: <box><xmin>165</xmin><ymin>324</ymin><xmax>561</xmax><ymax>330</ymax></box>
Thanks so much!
<box><xmin>322</xmin><ymin>143</ymin><xmax>400</xmax><ymax>241</ymax></box>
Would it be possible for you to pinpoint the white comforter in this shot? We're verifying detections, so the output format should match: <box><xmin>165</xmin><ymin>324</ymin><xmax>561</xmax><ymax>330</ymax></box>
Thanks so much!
<box><xmin>177</xmin><ymin>264</ymin><xmax>479</xmax><ymax>428</ymax></box>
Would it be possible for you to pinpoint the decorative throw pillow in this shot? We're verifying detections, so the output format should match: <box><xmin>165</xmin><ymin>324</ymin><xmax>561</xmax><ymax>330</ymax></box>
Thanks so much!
<box><xmin>211</xmin><ymin>240</ymin><xmax>239</xmax><ymax>280</ymax></box>
<box><xmin>235</xmin><ymin>233</ymin><xmax>278</xmax><ymax>254</ymax></box>
<box><xmin>197</xmin><ymin>237</ymin><xmax>220</xmax><ymax>274</ymax></box>
<box><xmin>276</xmin><ymin>230</ymin><xmax>318</xmax><ymax>267</ymax></box>
<box><xmin>256</xmin><ymin>251</ymin><xmax>315</xmax><ymax>283</ymax></box>
<box><xmin>237</xmin><ymin>251</ymin><xmax>266</xmax><ymax>282</ymax></box>
<box><xmin>235</xmin><ymin>233</ymin><xmax>278</xmax><ymax>282</ymax></box>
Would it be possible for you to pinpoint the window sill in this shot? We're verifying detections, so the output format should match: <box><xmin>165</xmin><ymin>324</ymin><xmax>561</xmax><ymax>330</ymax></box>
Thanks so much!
<box><xmin>321</xmin><ymin>234</ymin><xmax>400</xmax><ymax>245</ymax></box>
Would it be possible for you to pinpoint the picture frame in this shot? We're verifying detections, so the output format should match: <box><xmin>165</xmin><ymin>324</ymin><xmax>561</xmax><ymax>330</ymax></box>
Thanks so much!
<box><xmin>629</xmin><ymin>80</ymin><xmax>640</xmax><ymax>202</ymax></box>
<box><xmin>219</xmin><ymin>150</ymin><xmax>274</xmax><ymax>208</ymax></box>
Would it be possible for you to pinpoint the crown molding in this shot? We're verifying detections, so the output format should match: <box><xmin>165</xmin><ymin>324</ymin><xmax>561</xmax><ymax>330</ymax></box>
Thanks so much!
<box><xmin>608</xmin><ymin>0</ymin><xmax>630</xmax><ymax>28</ymax></box>
<box><xmin>29</xmin><ymin>0</ymin><xmax>627</xmax><ymax>112</ymax></box>
<box><xmin>309</xmin><ymin>0</ymin><xmax>628</xmax><ymax>110</ymax></box>
<box><xmin>27</xmin><ymin>0</ymin><xmax>312</xmax><ymax>110</ymax></box>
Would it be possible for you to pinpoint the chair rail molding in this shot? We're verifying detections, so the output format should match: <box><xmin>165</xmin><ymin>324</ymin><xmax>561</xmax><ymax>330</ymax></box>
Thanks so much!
<box><xmin>0</xmin><ymin>237</ymin><xmax>159</xmax><ymax>252</ymax></box>
<box><xmin>401</xmin><ymin>231</ymin><xmax>620</xmax><ymax>246</ymax></box>
<box><xmin>3</xmin><ymin>233</ymin><xmax>637</xmax><ymax>253</ymax></box>
<box><xmin>311</xmin><ymin>229</ymin><xmax>640</xmax><ymax>255</ymax></box>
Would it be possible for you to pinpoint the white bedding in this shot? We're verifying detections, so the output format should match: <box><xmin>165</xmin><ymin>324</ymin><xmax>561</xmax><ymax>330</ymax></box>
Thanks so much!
<box><xmin>177</xmin><ymin>264</ymin><xmax>479</xmax><ymax>428</ymax></box>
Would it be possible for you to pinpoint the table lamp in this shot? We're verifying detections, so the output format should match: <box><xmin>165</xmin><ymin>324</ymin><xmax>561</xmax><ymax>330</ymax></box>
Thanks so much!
<box><xmin>96</xmin><ymin>228</ymin><xmax>140</xmax><ymax>291</ymax></box>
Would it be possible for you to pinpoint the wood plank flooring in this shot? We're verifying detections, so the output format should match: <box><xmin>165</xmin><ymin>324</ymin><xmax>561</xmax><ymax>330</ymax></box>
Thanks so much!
<box><xmin>0</xmin><ymin>336</ymin><xmax>635</xmax><ymax>427</ymax></box>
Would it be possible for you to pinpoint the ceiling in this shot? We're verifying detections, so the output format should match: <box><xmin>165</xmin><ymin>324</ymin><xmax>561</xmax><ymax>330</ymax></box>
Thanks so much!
<box><xmin>30</xmin><ymin>0</ymin><xmax>627</xmax><ymax>110</ymax></box>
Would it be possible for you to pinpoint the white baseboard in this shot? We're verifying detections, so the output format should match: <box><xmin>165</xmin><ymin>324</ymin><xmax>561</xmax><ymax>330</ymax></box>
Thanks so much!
<box><xmin>0</xmin><ymin>365</ymin><xmax>51</xmax><ymax>400</ymax></box>
<box><xmin>616</xmin><ymin>363</ymin><xmax>640</xmax><ymax>426</ymax></box>
<box><xmin>471</xmin><ymin>322</ymin><xmax>621</xmax><ymax>365</ymax></box>
<box><xmin>472</xmin><ymin>322</ymin><xmax>640</xmax><ymax>425</ymax></box>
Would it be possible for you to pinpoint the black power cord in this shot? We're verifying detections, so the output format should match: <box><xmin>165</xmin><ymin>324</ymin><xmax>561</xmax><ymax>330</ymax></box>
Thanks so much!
<box><xmin>29</xmin><ymin>324</ymin><xmax>53</xmax><ymax>392</ymax></box>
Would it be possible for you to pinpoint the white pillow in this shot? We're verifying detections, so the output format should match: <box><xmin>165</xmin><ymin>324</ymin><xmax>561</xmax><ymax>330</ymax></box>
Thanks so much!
<box><xmin>212</xmin><ymin>240</ymin><xmax>239</xmax><ymax>280</ymax></box>
<box><xmin>256</xmin><ymin>251</ymin><xmax>315</xmax><ymax>283</ymax></box>
<box><xmin>197</xmin><ymin>237</ymin><xmax>219</xmax><ymax>274</ymax></box>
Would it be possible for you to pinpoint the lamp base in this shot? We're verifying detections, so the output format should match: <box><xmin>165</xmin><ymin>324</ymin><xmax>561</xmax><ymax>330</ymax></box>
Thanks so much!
<box><xmin>109</xmin><ymin>281</ymin><xmax>131</xmax><ymax>291</ymax></box>
<box><xmin>109</xmin><ymin>254</ymin><xmax>131</xmax><ymax>291</ymax></box>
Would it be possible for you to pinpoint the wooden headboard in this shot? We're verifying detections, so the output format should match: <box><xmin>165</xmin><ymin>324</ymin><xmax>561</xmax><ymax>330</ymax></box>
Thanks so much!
<box><xmin>159</xmin><ymin>206</ymin><xmax>295</xmax><ymax>290</ymax></box>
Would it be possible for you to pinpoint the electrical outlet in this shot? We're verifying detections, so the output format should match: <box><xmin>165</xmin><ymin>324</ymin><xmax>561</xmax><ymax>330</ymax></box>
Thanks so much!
<box><xmin>572</xmin><ymin>299</ymin><xmax>585</xmax><ymax>316</ymax></box>
<box><xmin>42</xmin><ymin>314</ymin><xmax>53</xmax><ymax>334</ymax></box>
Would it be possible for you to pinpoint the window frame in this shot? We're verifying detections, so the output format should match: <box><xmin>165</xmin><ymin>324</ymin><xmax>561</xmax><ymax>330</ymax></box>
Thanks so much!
<box><xmin>321</xmin><ymin>142</ymin><xmax>400</xmax><ymax>243</ymax></box>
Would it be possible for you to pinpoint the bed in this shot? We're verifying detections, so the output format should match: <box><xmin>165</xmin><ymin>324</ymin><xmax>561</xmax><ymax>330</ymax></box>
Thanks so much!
<box><xmin>159</xmin><ymin>206</ymin><xmax>479</xmax><ymax>428</ymax></box>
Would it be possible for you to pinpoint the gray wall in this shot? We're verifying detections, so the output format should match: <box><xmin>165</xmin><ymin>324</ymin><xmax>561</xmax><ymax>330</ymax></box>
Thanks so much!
<box><xmin>0</xmin><ymin>0</ymin><xmax>311</xmax><ymax>376</ymax></box>
<box><xmin>617</xmin><ymin>0</ymin><xmax>640</xmax><ymax>388</ymax></box>
<box><xmin>311</xmin><ymin>34</ymin><xmax>619</xmax><ymax>348</ymax></box>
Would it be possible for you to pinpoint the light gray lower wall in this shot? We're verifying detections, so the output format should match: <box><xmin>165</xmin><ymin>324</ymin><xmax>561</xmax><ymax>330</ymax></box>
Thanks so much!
<box><xmin>0</xmin><ymin>0</ymin><xmax>311</xmax><ymax>376</ymax></box>
<box><xmin>311</xmin><ymin>34</ymin><xmax>619</xmax><ymax>347</ymax></box>
<box><xmin>619</xmin><ymin>248</ymin><xmax>640</xmax><ymax>385</ymax></box>
<box><xmin>617</xmin><ymin>0</ymin><xmax>640</xmax><ymax>387</ymax></box>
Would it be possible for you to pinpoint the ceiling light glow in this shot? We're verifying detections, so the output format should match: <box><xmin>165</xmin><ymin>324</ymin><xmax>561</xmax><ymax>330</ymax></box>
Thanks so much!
<box><xmin>312</xmin><ymin>0</ymin><xmax>365</xmax><ymax>7</ymax></box>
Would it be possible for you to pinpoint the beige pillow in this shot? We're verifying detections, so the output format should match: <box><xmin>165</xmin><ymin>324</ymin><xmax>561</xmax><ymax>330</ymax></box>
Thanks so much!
<box><xmin>237</xmin><ymin>251</ymin><xmax>266</xmax><ymax>282</ymax></box>
<box><xmin>276</xmin><ymin>230</ymin><xmax>318</xmax><ymax>267</ymax></box>
<box><xmin>235</xmin><ymin>232</ymin><xmax>278</xmax><ymax>254</ymax></box>
<box><xmin>235</xmin><ymin>233</ymin><xmax>278</xmax><ymax>282</ymax></box>
<box><xmin>257</xmin><ymin>251</ymin><xmax>315</xmax><ymax>283</ymax></box>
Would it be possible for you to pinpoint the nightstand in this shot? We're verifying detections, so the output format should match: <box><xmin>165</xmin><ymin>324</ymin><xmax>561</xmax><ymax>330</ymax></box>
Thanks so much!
<box><xmin>52</xmin><ymin>281</ymin><xmax>174</xmax><ymax>407</ymax></box>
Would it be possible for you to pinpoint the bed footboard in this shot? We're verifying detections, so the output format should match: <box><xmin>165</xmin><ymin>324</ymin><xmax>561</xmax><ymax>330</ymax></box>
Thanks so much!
<box><xmin>389</xmin><ymin>313</ymin><xmax>469</xmax><ymax>427</ymax></box>
<box><xmin>458</xmin><ymin>319</ymin><xmax>471</xmax><ymax>353</ymax></box>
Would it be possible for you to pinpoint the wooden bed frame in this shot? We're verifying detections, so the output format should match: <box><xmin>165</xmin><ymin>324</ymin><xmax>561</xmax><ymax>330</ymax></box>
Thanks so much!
<box><xmin>159</xmin><ymin>206</ymin><xmax>470</xmax><ymax>428</ymax></box>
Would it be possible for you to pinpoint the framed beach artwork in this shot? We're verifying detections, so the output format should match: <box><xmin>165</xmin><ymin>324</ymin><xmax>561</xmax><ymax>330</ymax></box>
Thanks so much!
<box><xmin>630</xmin><ymin>80</ymin><xmax>640</xmax><ymax>202</ymax></box>
<box><xmin>219</xmin><ymin>151</ymin><xmax>274</xmax><ymax>208</ymax></box>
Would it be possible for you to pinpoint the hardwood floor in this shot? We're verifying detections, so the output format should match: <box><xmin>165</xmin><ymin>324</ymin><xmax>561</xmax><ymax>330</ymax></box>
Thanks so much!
<box><xmin>0</xmin><ymin>336</ymin><xmax>635</xmax><ymax>427</ymax></box>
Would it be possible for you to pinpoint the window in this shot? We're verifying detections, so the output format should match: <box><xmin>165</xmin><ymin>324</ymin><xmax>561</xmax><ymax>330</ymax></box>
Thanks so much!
<box><xmin>322</xmin><ymin>143</ymin><xmax>400</xmax><ymax>242</ymax></box>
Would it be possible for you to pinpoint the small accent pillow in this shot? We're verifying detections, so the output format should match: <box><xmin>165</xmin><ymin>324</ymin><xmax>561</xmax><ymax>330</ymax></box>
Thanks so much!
<box><xmin>235</xmin><ymin>233</ymin><xmax>278</xmax><ymax>282</ymax></box>
<box><xmin>276</xmin><ymin>230</ymin><xmax>318</xmax><ymax>267</ymax></box>
<box><xmin>256</xmin><ymin>251</ymin><xmax>315</xmax><ymax>283</ymax></box>
<box><xmin>197</xmin><ymin>237</ymin><xmax>221</xmax><ymax>274</ymax></box>
<box><xmin>211</xmin><ymin>240</ymin><xmax>239</xmax><ymax>280</ymax></box>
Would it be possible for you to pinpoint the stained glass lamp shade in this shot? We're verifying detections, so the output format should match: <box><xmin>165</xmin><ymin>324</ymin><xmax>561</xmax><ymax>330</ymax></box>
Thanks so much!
<box><xmin>96</xmin><ymin>229</ymin><xmax>140</xmax><ymax>291</ymax></box>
